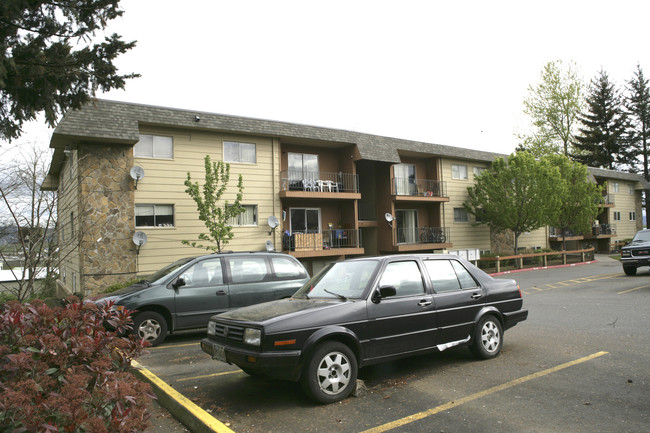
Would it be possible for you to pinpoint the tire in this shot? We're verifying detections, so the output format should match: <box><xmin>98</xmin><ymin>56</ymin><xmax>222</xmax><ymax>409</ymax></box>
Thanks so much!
<box><xmin>133</xmin><ymin>311</ymin><xmax>168</xmax><ymax>347</ymax></box>
<box><xmin>300</xmin><ymin>341</ymin><xmax>358</xmax><ymax>404</ymax></box>
<box><xmin>470</xmin><ymin>315</ymin><xmax>503</xmax><ymax>360</ymax></box>
<box><xmin>623</xmin><ymin>266</ymin><xmax>637</xmax><ymax>276</ymax></box>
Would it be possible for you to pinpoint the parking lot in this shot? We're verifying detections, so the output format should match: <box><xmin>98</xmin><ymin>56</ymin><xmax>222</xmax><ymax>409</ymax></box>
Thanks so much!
<box><xmin>137</xmin><ymin>256</ymin><xmax>649</xmax><ymax>432</ymax></box>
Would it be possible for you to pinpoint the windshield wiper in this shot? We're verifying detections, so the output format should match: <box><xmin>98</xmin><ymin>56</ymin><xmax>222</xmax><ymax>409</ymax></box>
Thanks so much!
<box><xmin>324</xmin><ymin>288</ymin><xmax>347</xmax><ymax>301</ymax></box>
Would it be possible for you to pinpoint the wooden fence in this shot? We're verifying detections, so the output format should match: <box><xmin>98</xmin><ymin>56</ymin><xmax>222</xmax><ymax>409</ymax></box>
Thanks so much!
<box><xmin>477</xmin><ymin>247</ymin><xmax>596</xmax><ymax>273</ymax></box>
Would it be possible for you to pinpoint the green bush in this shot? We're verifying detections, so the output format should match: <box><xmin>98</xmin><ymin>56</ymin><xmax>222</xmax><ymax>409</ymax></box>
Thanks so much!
<box><xmin>103</xmin><ymin>278</ymin><xmax>140</xmax><ymax>294</ymax></box>
<box><xmin>0</xmin><ymin>298</ymin><xmax>153</xmax><ymax>432</ymax></box>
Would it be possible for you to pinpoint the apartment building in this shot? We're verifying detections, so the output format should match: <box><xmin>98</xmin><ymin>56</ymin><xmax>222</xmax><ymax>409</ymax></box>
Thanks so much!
<box><xmin>42</xmin><ymin>100</ymin><xmax>649</xmax><ymax>295</ymax></box>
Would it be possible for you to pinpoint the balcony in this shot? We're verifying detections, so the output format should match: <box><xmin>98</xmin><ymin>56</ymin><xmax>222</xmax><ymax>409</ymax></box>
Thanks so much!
<box><xmin>391</xmin><ymin>178</ymin><xmax>449</xmax><ymax>202</ymax></box>
<box><xmin>586</xmin><ymin>223</ymin><xmax>616</xmax><ymax>238</ymax></box>
<box><xmin>280</xmin><ymin>171</ymin><xmax>361</xmax><ymax>200</ymax></box>
<box><xmin>390</xmin><ymin>226</ymin><xmax>452</xmax><ymax>252</ymax></box>
<box><xmin>282</xmin><ymin>229</ymin><xmax>364</xmax><ymax>258</ymax></box>
<box><xmin>550</xmin><ymin>224</ymin><xmax>616</xmax><ymax>240</ymax></box>
<box><xmin>599</xmin><ymin>195</ymin><xmax>615</xmax><ymax>207</ymax></box>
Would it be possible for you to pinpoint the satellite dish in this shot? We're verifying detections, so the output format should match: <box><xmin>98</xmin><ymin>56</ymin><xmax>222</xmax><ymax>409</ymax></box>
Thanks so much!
<box><xmin>267</xmin><ymin>216</ymin><xmax>279</xmax><ymax>234</ymax></box>
<box><xmin>267</xmin><ymin>216</ymin><xmax>279</xmax><ymax>229</ymax></box>
<box><xmin>384</xmin><ymin>213</ymin><xmax>395</xmax><ymax>223</ymax></box>
<box><xmin>130</xmin><ymin>166</ymin><xmax>145</xmax><ymax>189</ymax></box>
<box><xmin>265</xmin><ymin>240</ymin><xmax>274</xmax><ymax>252</ymax></box>
<box><xmin>132</xmin><ymin>231</ymin><xmax>147</xmax><ymax>255</ymax></box>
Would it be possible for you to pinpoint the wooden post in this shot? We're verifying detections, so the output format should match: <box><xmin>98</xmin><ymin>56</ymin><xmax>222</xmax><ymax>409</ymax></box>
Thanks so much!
<box><xmin>496</xmin><ymin>256</ymin><xmax>500</xmax><ymax>273</ymax></box>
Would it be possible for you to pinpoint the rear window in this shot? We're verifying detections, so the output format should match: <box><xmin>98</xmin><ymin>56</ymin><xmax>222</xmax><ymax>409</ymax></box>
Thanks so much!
<box><xmin>271</xmin><ymin>256</ymin><xmax>306</xmax><ymax>279</ymax></box>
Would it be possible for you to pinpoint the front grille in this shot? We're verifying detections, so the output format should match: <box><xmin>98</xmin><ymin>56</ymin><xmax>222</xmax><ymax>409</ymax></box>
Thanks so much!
<box><xmin>213</xmin><ymin>322</ymin><xmax>245</xmax><ymax>342</ymax></box>
<box><xmin>632</xmin><ymin>249</ymin><xmax>650</xmax><ymax>257</ymax></box>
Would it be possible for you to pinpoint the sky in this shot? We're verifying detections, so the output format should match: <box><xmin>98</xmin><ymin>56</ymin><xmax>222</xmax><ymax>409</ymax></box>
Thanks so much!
<box><xmin>4</xmin><ymin>0</ymin><xmax>650</xmax><ymax>158</ymax></box>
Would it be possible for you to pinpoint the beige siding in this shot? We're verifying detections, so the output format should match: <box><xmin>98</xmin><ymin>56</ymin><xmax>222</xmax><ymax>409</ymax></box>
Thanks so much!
<box><xmin>441</xmin><ymin>158</ymin><xmax>491</xmax><ymax>251</ymax></box>
<box><xmin>133</xmin><ymin>128</ymin><xmax>280</xmax><ymax>274</ymax></box>
<box><xmin>57</xmin><ymin>150</ymin><xmax>81</xmax><ymax>293</ymax></box>
<box><xmin>610</xmin><ymin>181</ymin><xmax>639</xmax><ymax>241</ymax></box>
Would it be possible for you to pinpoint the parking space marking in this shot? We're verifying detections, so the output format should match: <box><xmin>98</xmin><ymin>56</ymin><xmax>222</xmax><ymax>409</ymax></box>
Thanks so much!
<box><xmin>177</xmin><ymin>370</ymin><xmax>243</xmax><ymax>382</ymax></box>
<box><xmin>522</xmin><ymin>273</ymin><xmax>619</xmax><ymax>294</ymax></box>
<box><xmin>148</xmin><ymin>342</ymin><xmax>199</xmax><ymax>350</ymax></box>
<box><xmin>360</xmin><ymin>351</ymin><xmax>609</xmax><ymax>433</ymax></box>
<box><xmin>617</xmin><ymin>284</ymin><xmax>650</xmax><ymax>295</ymax></box>
<box><xmin>131</xmin><ymin>359</ymin><xmax>235</xmax><ymax>433</ymax></box>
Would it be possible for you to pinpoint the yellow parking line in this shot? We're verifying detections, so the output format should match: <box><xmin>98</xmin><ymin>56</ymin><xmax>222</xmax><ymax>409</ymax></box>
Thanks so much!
<box><xmin>361</xmin><ymin>351</ymin><xmax>609</xmax><ymax>433</ymax></box>
<box><xmin>618</xmin><ymin>285</ymin><xmax>650</xmax><ymax>295</ymax></box>
<box><xmin>131</xmin><ymin>359</ymin><xmax>235</xmax><ymax>433</ymax></box>
<box><xmin>177</xmin><ymin>370</ymin><xmax>243</xmax><ymax>382</ymax></box>
<box><xmin>148</xmin><ymin>342</ymin><xmax>199</xmax><ymax>350</ymax></box>
<box><xmin>522</xmin><ymin>273</ymin><xmax>619</xmax><ymax>294</ymax></box>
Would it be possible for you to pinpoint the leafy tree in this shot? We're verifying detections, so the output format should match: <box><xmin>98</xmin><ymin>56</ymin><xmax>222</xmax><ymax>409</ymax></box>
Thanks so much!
<box><xmin>0</xmin><ymin>0</ymin><xmax>138</xmax><ymax>141</ymax></box>
<box><xmin>545</xmin><ymin>154</ymin><xmax>604</xmax><ymax>251</ymax></box>
<box><xmin>183</xmin><ymin>155</ymin><xmax>245</xmax><ymax>253</ymax></box>
<box><xmin>519</xmin><ymin>60</ymin><xmax>585</xmax><ymax>157</ymax></box>
<box><xmin>625</xmin><ymin>64</ymin><xmax>650</xmax><ymax>212</ymax></box>
<box><xmin>573</xmin><ymin>69</ymin><xmax>633</xmax><ymax>170</ymax></box>
<box><xmin>464</xmin><ymin>151</ymin><xmax>560</xmax><ymax>254</ymax></box>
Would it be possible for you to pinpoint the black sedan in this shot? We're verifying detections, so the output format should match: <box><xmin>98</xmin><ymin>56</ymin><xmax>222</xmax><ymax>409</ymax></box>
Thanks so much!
<box><xmin>201</xmin><ymin>254</ymin><xmax>528</xmax><ymax>404</ymax></box>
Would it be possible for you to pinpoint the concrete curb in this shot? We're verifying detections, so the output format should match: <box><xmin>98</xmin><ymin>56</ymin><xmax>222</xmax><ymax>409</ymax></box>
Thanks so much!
<box><xmin>131</xmin><ymin>359</ymin><xmax>234</xmax><ymax>433</ymax></box>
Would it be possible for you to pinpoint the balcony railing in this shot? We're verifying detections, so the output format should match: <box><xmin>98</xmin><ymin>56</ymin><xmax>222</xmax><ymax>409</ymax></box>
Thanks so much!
<box><xmin>550</xmin><ymin>224</ymin><xmax>616</xmax><ymax>238</ymax></box>
<box><xmin>599</xmin><ymin>195</ymin><xmax>615</xmax><ymax>205</ymax></box>
<box><xmin>395</xmin><ymin>226</ymin><xmax>449</xmax><ymax>245</ymax></box>
<box><xmin>282</xmin><ymin>229</ymin><xmax>362</xmax><ymax>252</ymax></box>
<box><xmin>391</xmin><ymin>178</ymin><xmax>447</xmax><ymax>197</ymax></box>
<box><xmin>281</xmin><ymin>171</ymin><xmax>359</xmax><ymax>193</ymax></box>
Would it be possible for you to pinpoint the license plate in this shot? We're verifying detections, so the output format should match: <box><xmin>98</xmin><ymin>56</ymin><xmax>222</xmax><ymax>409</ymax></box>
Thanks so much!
<box><xmin>204</xmin><ymin>341</ymin><xmax>227</xmax><ymax>363</ymax></box>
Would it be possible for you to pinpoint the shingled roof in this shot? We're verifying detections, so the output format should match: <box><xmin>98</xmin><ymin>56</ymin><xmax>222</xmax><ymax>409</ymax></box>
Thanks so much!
<box><xmin>50</xmin><ymin>99</ymin><xmax>505</xmax><ymax>164</ymax></box>
<box><xmin>46</xmin><ymin>99</ymin><xmax>650</xmax><ymax>191</ymax></box>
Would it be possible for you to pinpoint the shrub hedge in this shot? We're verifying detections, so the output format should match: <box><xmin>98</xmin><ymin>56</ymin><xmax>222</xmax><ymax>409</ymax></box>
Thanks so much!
<box><xmin>0</xmin><ymin>298</ymin><xmax>153</xmax><ymax>432</ymax></box>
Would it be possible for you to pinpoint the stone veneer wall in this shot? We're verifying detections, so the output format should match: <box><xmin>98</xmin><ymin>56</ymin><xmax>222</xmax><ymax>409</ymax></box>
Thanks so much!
<box><xmin>78</xmin><ymin>144</ymin><xmax>136</xmax><ymax>293</ymax></box>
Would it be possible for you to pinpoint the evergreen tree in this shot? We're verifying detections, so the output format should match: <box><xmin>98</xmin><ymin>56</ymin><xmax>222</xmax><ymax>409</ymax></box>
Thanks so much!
<box><xmin>0</xmin><ymin>0</ymin><xmax>138</xmax><ymax>141</ymax></box>
<box><xmin>573</xmin><ymin>69</ymin><xmax>632</xmax><ymax>170</ymax></box>
<box><xmin>625</xmin><ymin>64</ymin><xmax>650</xmax><ymax>212</ymax></box>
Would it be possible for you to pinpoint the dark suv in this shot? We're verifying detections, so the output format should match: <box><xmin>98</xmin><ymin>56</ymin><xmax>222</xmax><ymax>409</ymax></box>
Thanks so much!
<box><xmin>93</xmin><ymin>252</ymin><xmax>309</xmax><ymax>345</ymax></box>
<box><xmin>620</xmin><ymin>229</ymin><xmax>650</xmax><ymax>276</ymax></box>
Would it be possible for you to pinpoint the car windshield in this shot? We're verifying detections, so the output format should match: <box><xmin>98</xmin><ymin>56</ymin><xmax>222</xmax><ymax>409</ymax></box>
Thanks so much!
<box><xmin>632</xmin><ymin>231</ymin><xmax>650</xmax><ymax>243</ymax></box>
<box><xmin>145</xmin><ymin>257</ymin><xmax>196</xmax><ymax>285</ymax></box>
<box><xmin>293</xmin><ymin>260</ymin><xmax>379</xmax><ymax>300</ymax></box>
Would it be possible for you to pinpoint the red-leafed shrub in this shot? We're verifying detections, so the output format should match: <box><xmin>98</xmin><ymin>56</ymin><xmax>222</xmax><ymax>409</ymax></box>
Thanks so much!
<box><xmin>0</xmin><ymin>297</ymin><xmax>153</xmax><ymax>432</ymax></box>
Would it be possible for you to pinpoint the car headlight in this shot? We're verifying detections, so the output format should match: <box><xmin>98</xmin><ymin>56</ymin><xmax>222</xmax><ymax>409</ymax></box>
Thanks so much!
<box><xmin>621</xmin><ymin>250</ymin><xmax>631</xmax><ymax>257</ymax></box>
<box><xmin>243</xmin><ymin>328</ymin><xmax>261</xmax><ymax>346</ymax></box>
<box><xmin>207</xmin><ymin>321</ymin><xmax>217</xmax><ymax>336</ymax></box>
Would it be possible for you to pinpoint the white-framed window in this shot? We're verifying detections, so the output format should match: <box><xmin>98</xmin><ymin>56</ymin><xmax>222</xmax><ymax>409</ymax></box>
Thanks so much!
<box><xmin>454</xmin><ymin>207</ymin><xmax>469</xmax><ymax>222</ymax></box>
<box><xmin>72</xmin><ymin>271</ymin><xmax>77</xmax><ymax>292</ymax></box>
<box><xmin>229</xmin><ymin>205</ymin><xmax>258</xmax><ymax>226</ymax></box>
<box><xmin>611</xmin><ymin>182</ymin><xmax>619</xmax><ymax>193</ymax></box>
<box><xmin>224</xmin><ymin>141</ymin><xmax>256</xmax><ymax>164</ymax></box>
<box><xmin>473</xmin><ymin>167</ymin><xmax>486</xmax><ymax>177</ymax></box>
<box><xmin>630</xmin><ymin>211</ymin><xmax>637</xmax><ymax>221</ymax></box>
<box><xmin>613</xmin><ymin>211</ymin><xmax>621</xmax><ymax>221</ymax></box>
<box><xmin>452</xmin><ymin>164</ymin><xmax>468</xmax><ymax>180</ymax></box>
<box><xmin>628</xmin><ymin>184</ymin><xmax>634</xmax><ymax>194</ymax></box>
<box><xmin>134</xmin><ymin>134</ymin><xmax>173</xmax><ymax>159</ymax></box>
<box><xmin>136</xmin><ymin>204</ymin><xmax>174</xmax><ymax>227</ymax></box>
<box><xmin>290</xmin><ymin>208</ymin><xmax>320</xmax><ymax>233</ymax></box>
<box><xmin>70</xmin><ymin>212</ymin><xmax>75</xmax><ymax>239</ymax></box>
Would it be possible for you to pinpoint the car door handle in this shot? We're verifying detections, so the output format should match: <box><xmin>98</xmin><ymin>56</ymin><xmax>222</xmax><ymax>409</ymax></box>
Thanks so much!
<box><xmin>470</xmin><ymin>292</ymin><xmax>482</xmax><ymax>299</ymax></box>
<box><xmin>216</xmin><ymin>290</ymin><xmax>227</xmax><ymax>296</ymax></box>
<box><xmin>418</xmin><ymin>300</ymin><xmax>432</xmax><ymax>307</ymax></box>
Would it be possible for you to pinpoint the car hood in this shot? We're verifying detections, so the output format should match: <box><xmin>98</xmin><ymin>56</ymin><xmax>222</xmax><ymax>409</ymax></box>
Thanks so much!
<box><xmin>622</xmin><ymin>240</ymin><xmax>650</xmax><ymax>249</ymax></box>
<box><xmin>87</xmin><ymin>283</ymin><xmax>151</xmax><ymax>302</ymax></box>
<box><xmin>217</xmin><ymin>298</ymin><xmax>344</xmax><ymax>323</ymax></box>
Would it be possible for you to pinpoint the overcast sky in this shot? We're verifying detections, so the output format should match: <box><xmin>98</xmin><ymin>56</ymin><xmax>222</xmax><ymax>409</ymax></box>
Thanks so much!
<box><xmin>4</xmin><ymin>0</ymin><xmax>650</xmax><ymax>158</ymax></box>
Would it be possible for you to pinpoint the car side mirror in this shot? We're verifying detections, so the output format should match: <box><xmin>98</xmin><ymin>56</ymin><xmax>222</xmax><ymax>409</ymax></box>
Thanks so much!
<box><xmin>372</xmin><ymin>285</ymin><xmax>397</xmax><ymax>303</ymax></box>
<box><xmin>172</xmin><ymin>277</ymin><xmax>186</xmax><ymax>289</ymax></box>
